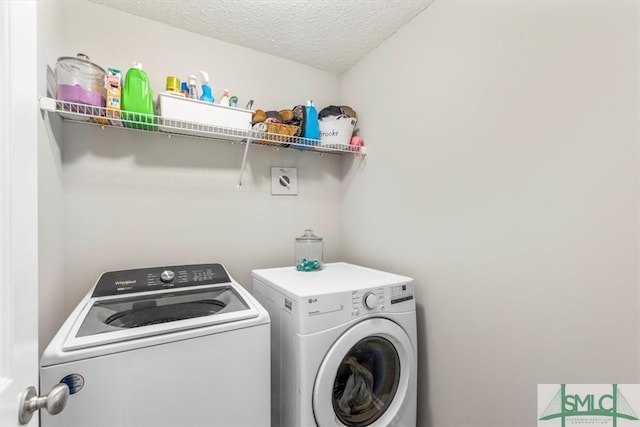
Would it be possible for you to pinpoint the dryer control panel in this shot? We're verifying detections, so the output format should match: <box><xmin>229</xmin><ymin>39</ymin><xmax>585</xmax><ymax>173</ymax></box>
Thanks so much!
<box><xmin>352</xmin><ymin>288</ymin><xmax>384</xmax><ymax>316</ymax></box>
<box><xmin>350</xmin><ymin>282</ymin><xmax>414</xmax><ymax>317</ymax></box>
<box><xmin>390</xmin><ymin>283</ymin><xmax>414</xmax><ymax>305</ymax></box>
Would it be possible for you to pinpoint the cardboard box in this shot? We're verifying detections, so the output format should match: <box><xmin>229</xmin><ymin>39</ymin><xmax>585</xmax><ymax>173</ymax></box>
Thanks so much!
<box><xmin>106</xmin><ymin>67</ymin><xmax>122</xmax><ymax>126</ymax></box>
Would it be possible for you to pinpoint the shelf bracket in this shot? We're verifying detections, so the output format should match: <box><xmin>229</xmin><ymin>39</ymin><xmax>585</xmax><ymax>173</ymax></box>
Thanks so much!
<box><xmin>39</xmin><ymin>97</ymin><xmax>63</xmax><ymax>173</ymax></box>
<box><xmin>237</xmin><ymin>137</ymin><xmax>252</xmax><ymax>190</ymax></box>
<box><xmin>39</xmin><ymin>96</ymin><xmax>57</xmax><ymax>113</ymax></box>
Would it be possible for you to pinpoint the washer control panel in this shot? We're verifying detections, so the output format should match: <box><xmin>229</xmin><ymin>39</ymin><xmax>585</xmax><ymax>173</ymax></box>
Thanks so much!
<box><xmin>92</xmin><ymin>263</ymin><xmax>231</xmax><ymax>297</ymax></box>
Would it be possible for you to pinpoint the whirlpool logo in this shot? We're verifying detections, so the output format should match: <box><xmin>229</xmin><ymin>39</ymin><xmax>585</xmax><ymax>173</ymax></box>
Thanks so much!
<box><xmin>538</xmin><ymin>384</ymin><xmax>640</xmax><ymax>426</ymax></box>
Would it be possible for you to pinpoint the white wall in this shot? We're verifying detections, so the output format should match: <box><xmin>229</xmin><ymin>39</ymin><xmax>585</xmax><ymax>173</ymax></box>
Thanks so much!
<box><xmin>341</xmin><ymin>1</ymin><xmax>639</xmax><ymax>426</ymax></box>
<box><xmin>52</xmin><ymin>1</ymin><xmax>344</xmax><ymax>316</ymax></box>
<box><xmin>37</xmin><ymin>1</ymin><xmax>66</xmax><ymax>353</ymax></box>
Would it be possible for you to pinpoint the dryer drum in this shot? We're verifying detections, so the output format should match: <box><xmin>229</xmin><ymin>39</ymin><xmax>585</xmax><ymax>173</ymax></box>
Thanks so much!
<box><xmin>104</xmin><ymin>299</ymin><xmax>227</xmax><ymax>328</ymax></box>
<box><xmin>332</xmin><ymin>336</ymin><xmax>401</xmax><ymax>426</ymax></box>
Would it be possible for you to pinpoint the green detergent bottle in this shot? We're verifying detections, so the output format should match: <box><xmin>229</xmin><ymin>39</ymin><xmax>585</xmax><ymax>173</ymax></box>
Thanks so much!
<box><xmin>121</xmin><ymin>61</ymin><xmax>156</xmax><ymax>130</ymax></box>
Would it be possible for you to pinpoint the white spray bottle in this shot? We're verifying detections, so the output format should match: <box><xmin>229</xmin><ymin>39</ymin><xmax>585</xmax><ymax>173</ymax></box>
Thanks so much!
<box><xmin>219</xmin><ymin>88</ymin><xmax>230</xmax><ymax>106</ymax></box>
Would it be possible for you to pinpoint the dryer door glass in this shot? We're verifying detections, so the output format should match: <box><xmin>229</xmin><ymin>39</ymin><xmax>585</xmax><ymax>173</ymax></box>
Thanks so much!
<box><xmin>332</xmin><ymin>336</ymin><xmax>400</xmax><ymax>426</ymax></box>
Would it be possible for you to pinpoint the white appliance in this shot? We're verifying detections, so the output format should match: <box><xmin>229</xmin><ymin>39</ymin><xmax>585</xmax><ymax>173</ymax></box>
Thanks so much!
<box><xmin>40</xmin><ymin>263</ymin><xmax>270</xmax><ymax>427</ymax></box>
<box><xmin>252</xmin><ymin>262</ymin><xmax>417</xmax><ymax>427</ymax></box>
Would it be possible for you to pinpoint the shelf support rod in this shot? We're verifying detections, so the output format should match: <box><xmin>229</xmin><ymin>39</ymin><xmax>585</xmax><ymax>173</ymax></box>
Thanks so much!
<box><xmin>237</xmin><ymin>137</ymin><xmax>252</xmax><ymax>190</ymax></box>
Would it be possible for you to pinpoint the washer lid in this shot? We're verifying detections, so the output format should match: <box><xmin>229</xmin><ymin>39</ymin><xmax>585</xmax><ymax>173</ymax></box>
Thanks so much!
<box><xmin>63</xmin><ymin>283</ymin><xmax>258</xmax><ymax>351</ymax></box>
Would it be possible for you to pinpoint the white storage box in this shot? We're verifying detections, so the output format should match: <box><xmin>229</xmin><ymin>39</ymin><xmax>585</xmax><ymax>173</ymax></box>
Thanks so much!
<box><xmin>319</xmin><ymin>116</ymin><xmax>356</xmax><ymax>148</ymax></box>
<box><xmin>157</xmin><ymin>93</ymin><xmax>252</xmax><ymax>141</ymax></box>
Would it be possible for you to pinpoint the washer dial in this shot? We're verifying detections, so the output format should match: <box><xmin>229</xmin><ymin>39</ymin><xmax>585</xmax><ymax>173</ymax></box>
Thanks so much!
<box><xmin>160</xmin><ymin>270</ymin><xmax>175</xmax><ymax>283</ymax></box>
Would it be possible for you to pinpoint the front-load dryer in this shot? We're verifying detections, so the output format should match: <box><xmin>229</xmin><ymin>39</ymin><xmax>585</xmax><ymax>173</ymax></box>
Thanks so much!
<box><xmin>40</xmin><ymin>263</ymin><xmax>270</xmax><ymax>427</ymax></box>
<box><xmin>252</xmin><ymin>262</ymin><xmax>417</xmax><ymax>427</ymax></box>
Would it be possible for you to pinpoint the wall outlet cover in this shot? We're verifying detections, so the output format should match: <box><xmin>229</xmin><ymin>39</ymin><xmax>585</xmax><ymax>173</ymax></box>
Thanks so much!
<box><xmin>271</xmin><ymin>167</ymin><xmax>298</xmax><ymax>195</ymax></box>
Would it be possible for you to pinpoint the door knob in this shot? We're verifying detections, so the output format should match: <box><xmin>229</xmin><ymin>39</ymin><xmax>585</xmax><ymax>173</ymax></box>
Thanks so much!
<box><xmin>18</xmin><ymin>383</ymin><xmax>69</xmax><ymax>424</ymax></box>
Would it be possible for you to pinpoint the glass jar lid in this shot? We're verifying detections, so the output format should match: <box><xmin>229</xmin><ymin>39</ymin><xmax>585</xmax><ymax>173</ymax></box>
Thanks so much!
<box><xmin>56</xmin><ymin>53</ymin><xmax>106</xmax><ymax>77</ymax></box>
<box><xmin>296</xmin><ymin>229</ymin><xmax>323</xmax><ymax>242</ymax></box>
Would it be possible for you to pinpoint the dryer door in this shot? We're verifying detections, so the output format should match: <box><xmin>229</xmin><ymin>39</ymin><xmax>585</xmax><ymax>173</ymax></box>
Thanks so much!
<box><xmin>313</xmin><ymin>318</ymin><xmax>415</xmax><ymax>427</ymax></box>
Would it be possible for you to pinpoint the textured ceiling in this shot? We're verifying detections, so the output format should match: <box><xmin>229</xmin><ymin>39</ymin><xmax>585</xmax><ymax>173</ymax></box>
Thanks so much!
<box><xmin>88</xmin><ymin>0</ymin><xmax>433</xmax><ymax>73</ymax></box>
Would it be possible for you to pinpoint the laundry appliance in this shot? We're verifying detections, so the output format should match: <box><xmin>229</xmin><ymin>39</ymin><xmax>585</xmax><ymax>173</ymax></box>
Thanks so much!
<box><xmin>253</xmin><ymin>262</ymin><xmax>417</xmax><ymax>427</ymax></box>
<box><xmin>40</xmin><ymin>263</ymin><xmax>270</xmax><ymax>427</ymax></box>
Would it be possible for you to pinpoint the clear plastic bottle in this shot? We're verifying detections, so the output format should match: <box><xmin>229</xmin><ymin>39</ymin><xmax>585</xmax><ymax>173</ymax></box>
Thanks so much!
<box><xmin>295</xmin><ymin>229</ymin><xmax>324</xmax><ymax>271</ymax></box>
<box><xmin>188</xmin><ymin>74</ymin><xmax>198</xmax><ymax>99</ymax></box>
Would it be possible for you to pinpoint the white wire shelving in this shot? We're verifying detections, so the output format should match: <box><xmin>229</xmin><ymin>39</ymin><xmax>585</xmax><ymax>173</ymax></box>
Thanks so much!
<box><xmin>39</xmin><ymin>97</ymin><xmax>366</xmax><ymax>155</ymax></box>
<box><xmin>39</xmin><ymin>97</ymin><xmax>366</xmax><ymax>189</ymax></box>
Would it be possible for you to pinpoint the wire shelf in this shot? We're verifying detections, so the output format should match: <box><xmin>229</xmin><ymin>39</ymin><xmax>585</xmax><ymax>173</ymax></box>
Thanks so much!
<box><xmin>39</xmin><ymin>97</ymin><xmax>366</xmax><ymax>156</ymax></box>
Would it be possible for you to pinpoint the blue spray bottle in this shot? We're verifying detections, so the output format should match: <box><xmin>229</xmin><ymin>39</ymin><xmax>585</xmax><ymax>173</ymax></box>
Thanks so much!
<box><xmin>199</xmin><ymin>70</ymin><xmax>214</xmax><ymax>103</ymax></box>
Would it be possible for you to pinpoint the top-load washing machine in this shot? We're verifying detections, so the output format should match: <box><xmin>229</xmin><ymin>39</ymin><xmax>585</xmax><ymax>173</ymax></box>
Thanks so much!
<box><xmin>252</xmin><ymin>262</ymin><xmax>417</xmax><ymax>427</ymax></box>
<box><xmin>40</xmin><ymin>263</ymin><xmax>270</xmax><ymax>427</ymax></box>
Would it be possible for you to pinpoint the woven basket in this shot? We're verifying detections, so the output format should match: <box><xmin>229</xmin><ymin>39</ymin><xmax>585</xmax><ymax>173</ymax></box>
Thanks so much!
<box><xmin>255</xmin><ymin>123</ymin><xmax>300</xmax><ymax>146</ymax></box>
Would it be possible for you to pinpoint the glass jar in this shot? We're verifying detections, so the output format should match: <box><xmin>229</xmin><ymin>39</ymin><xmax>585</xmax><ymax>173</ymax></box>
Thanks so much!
<box><xmin>55</xmin><ymin>53</ymin><xmax>106</xmax><ymax>107</ymax></box>
<box><xmin>295</xmin><ymin>229</ymin><xmax>324</xmax><ymax>271</ymax></box>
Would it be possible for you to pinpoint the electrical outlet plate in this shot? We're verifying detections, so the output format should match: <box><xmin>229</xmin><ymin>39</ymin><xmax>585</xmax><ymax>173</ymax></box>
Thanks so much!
<box><xmin>271</xmin><ymin>167</ymin><xmax>298</xmax><ymax>195</ymax></box>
